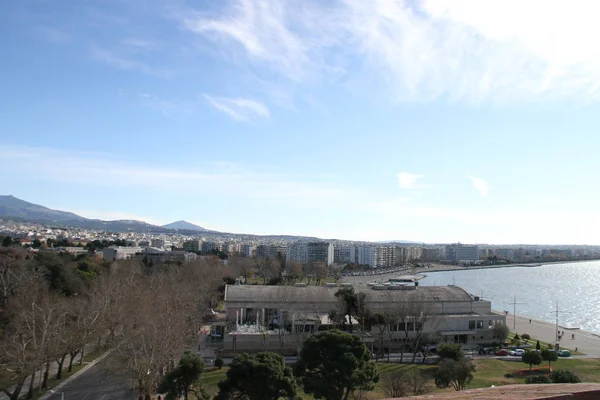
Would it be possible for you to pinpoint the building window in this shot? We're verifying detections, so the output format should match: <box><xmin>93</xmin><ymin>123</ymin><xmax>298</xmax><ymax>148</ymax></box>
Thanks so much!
<box><xmin>469</xmin><ymin>320</ymin><xmax>475</xmax><ymax>330</ymax></box>
<box><xmin>477</xmin><ymin>320</ymin><xmax>484</xmax><ymax>329</ymax></box>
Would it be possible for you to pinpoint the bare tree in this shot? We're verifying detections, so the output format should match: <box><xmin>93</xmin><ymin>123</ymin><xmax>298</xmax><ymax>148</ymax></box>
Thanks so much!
<box><xmin>0</xmin><ymin>277</ymin><xmax>50</xmax><ymax>400</ymax></box>
<box><xmin>314</xmin><ymin>262</ymin><xmax>328</xmax><ymax>286</ymax></box>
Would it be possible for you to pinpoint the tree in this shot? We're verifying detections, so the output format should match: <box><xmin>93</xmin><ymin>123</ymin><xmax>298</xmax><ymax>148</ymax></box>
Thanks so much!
<box><xmin>380</xmin><ymin>367</ymin><xmax>430</xmax><ymax>398</ymax></box>
<box><xmin>158</xmin><ymin>351</ymin><xmax>207</xmax><ymax>400</ymax></box>
<box><xmin>521</xmin><ymin>350</ymin><xmax>543</xmax><ymax>371</ymax></box>
<box><xmin>541</xmin><ymin>349</ymin><xmax>558</xmax><ymax>370</ymax></box>
<box><xmin>536</xmin><ymin>340</ymin><xmax>541</xmax><ymax>351</ymax></box>
<box><xmin>296</xmin><ymin>330</ymin><xmax>379</xmax><ymax>400</ymax></box>
<box><xmin>434</xmin><ymin>358</ymin><xmax>476</xmax><ymax>391</ymax></box>
<box><xmin>2</xmin><ymin>236</ymin><xmax>12</xmax><ymax>247</ymax></box>
<box><xmin>436</xmin><ymin>343</ymin><xmax>464</xmax><ymax>361</ymax></box>
<box><xmin>334</xmin><ymin>288</ymin><xmax>359</xmax><ymax>333</ymax></box>
<box><xmin>314</xmin><ymin>262</ymin><xmax>328</xmax><ymax>286</ymax></box>
<box><xmin>214</xmin><ymin>357</ymin><xmax>224</xmax><ymax>370</ymax></box>
<box><xmin>380</xmin><ymin>371</ymin><xmax>408</xmax><ymax>398</ymax></box>
<box><xmin>215</xmin><ymin>352</ymin><xmax>298</xmax><ymax>400</ymax></box>
<box><xmin>550</xmin><ymin>369</ymin><xmax>581</xmax><ymax>383</ymax></box>
<box><xmin>493</xmin><ymin>323</ymin><xmax>509</xmax><ymax>343</ymax></box>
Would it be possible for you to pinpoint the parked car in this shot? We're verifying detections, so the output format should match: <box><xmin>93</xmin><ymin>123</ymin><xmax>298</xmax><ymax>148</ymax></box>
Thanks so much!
<box><xmin>509</xmin><ymin>349</ymin><xmax>525</xmax><ymax>356</ymax></box>
<box><xmin>556</xmin><ymin>350</ymin><xmax>571</xmax><ymax>357</ymax></box>
<box><xmin>495</xmin><ymin>349</ymin><xmax>510</xmax><ymax>356</ymax></box>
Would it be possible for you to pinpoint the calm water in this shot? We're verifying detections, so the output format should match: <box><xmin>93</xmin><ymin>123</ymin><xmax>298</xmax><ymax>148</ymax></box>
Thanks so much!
<box><xmin>420</xmin><ymin>261</ymin><xmax>600</xmax><ymax>333</ymax></box>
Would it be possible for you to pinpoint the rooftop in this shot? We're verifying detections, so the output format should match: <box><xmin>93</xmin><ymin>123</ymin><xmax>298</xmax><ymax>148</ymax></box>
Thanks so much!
<box><xmin>225</xmin><ymin>284</ymin><xmax>473</xmax><ymax>305</ymax></box>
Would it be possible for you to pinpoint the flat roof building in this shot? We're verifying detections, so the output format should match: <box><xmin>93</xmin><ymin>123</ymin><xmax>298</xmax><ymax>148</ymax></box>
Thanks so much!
<box><xmin>221</xmin><ymin>284</ymin><xmax>505</xmax><ymax>356</ymax></box>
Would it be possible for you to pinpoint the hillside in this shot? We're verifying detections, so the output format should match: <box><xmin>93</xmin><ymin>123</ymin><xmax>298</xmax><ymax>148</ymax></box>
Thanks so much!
<box><xmin>162</xmin><ymin>220</ymin><xmax>206</xmax><ymax>231</ymax></box>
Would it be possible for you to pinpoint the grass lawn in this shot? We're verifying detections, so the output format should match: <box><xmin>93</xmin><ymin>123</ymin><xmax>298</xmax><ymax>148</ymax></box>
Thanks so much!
<box><xmin>201</xmin><ymin>358</ymin><xmax>600</xmax><ymax>399</ymax></box>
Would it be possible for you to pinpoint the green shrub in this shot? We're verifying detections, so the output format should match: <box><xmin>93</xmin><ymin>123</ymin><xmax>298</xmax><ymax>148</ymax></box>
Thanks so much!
<box><xmin>214</xmin><ymin>357</ymin><xmax>224</xmax><ymax>369</ymax></box>
<box><xmin>521</xmin><ymin>333</ymin><xmax>531</xmax><ymax>340</ymax></box>
<box><xmin>550</xmin><ymin>369</ymin><xmax>581</xmax><ymax>383</ymax></box>
<box><xmin>525</xmin><ymin>375</ymin><xmax>552</xmax><ymax>384</ymax></box>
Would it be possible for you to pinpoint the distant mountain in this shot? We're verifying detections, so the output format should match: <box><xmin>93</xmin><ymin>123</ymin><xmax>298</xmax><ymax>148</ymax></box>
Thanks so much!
<box><xmin>162</xmin><ymin>220</ymin><xmax>206</xmax><ymax>231</ymax></box>
<box><xmin>0</xmin><ymin>195</ymin><xmax>85</xmax><ymax>222</ymax></box>
<box><xmin>0</xmin><ymin>195</ymin><xmax>168</xmax><ymax>233</ymax></box>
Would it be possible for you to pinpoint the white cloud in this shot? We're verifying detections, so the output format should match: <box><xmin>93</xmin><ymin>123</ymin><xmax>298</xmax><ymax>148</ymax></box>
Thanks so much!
<box><xmin>204</xmin><ymin>95</ymin><xmax>270</xmax><ymax>121</ymax></box>
<box><xmin>91</xmin><ymin>47</ymin><xmax>169</xmax><ymax>77</ymax></box>
<box><xmin>183</xmin><ymin>0</ymin><xmax>600</xmax><ymax>103</ymax></box>
<box><xmin>397</xmin><ymin>172</ymin><xmax>424</xmax><ymax>189</ymax></box>
<box><xmin>468</xmin><ymin>175</ymin><xmax>491</xmax><ymax>198</ymax></box>
<box><xmin>0</xmin><ymin>145</ymin><xmax>340</xmax><ymax>205</ymax></box>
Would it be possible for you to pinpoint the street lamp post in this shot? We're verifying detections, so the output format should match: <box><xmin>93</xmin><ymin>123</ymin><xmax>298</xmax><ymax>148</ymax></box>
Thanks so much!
<box><xmin>509</xmin><ymin>295</ymin><xmax>527</xmax><ymax>330</ymax></box>
<box><xmin>554</xmin><ymin>301</ymin><xmax>571</xmax><ymax>344</ymax></box>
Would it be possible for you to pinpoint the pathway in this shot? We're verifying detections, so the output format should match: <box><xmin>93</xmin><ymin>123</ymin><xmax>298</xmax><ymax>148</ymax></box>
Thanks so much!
<box><xmin>0</xmin><ymin>343</ymin><xmax>96</xmax><ymax>400</ymax></box>
<box><xmin>503</xmin><ymin>312</ymin><xmax>600</xmax><ymax>357</ymax></box>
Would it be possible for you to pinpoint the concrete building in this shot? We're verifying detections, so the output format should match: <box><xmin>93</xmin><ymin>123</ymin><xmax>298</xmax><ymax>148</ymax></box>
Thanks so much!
<box><xmin>356</xmin><ymin>245</ymin><xmax>375</xmax><ymax>267</ymax></box>
<box><xmin>202</xmin><ymin>241</ymin><xmax>219</xmax><ymax>254</ymax></box>
<box><xmin>288</xmin><ymin>242</ymin><xmax>308</xmax><ymax>263</ymax></box>
<box><xmin>421</xmin><ymin>247</ymin><xmax>444</xmax><ymax>262</ymax></box>
<box><xmin>240</xmin><ymin>244</ymin><xmax>255</xmax><ymax>257</ymax></box>
<box><xmin>150</xmin><ymin>238</ymin><xmax>165</xmax><ymax>249</ymax></box>
<box><xmin>183</xmin><ymin>239</ymin><xmax>202</xmax><ymax>253</ymax></box>
<box><xmin>495</xmin><ymin>248</ymin><xmax>515</xmax><ymax>261</ymax></box>
<box><xmin>307</xmin><ymin>242</ymin><xmax>334</xmax><ymax>266</ymax></box>
<box><xmin>222</xmin><ymin>284</ymin><xmax>506</xmax><ymax>356</ymax></box>
<box><xmin>103</xmin><ymin>246</ymin><xmax>143</xmax><ymax>262</ymax></box>
<box><xmin>143</xmin><ymin>247</ymin><xmax>197</xmax><ymax>263</ymax></box>
<box><xmin>334</xmin><ymin>245</ymin><xmax>356</xmax><ymax>264</ymax></box>
<box><xmin>256</xmin><ymin>244</ymin><xmax>287</xmax><ymax>260</ymax></box>
<box><xmin>446</xmin><ymin>244</ymin><xmax>480</xmax><ymax>263</ymax></box>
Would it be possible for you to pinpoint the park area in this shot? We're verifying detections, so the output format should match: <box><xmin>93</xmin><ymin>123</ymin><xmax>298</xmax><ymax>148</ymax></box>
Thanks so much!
<box><xmin>199</xmin><ymin>357</ymin><xmax>600</xmax><ymax>399</ymax></box>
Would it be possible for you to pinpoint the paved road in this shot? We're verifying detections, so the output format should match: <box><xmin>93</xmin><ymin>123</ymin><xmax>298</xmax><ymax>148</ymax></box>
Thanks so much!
<box><xmin>46</xmin><ymin>364</ymin><xmax>132</xmax><ymax>400</ymax></box>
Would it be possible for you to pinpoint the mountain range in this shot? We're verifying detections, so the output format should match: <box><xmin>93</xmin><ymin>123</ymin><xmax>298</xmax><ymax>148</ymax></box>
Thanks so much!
<box><xmin>0</xmin><ymin>195</ymin><xmax>206</xmax><ymax>233</ymax></box>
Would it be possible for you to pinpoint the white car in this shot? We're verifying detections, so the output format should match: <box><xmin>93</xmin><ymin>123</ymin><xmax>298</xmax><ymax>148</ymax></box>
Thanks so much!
<box><xmin>509</xmin><ymin>349</ymin><xmax>525</xmax><ymax>356</ymax></box>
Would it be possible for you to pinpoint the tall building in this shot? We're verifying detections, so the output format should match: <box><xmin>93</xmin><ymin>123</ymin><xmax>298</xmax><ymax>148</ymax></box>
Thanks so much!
<box><xmin>202</xmin><ymin>241</ymin><xmax>219</xmax><ymax>254</ymax></box>
<box><xmin>421</xmin><ymin>247</ymin><xmax>443</xmax><ymax>262</ymax></box>
<box><xmin>288</xmin><ymin>242</ymin><xmax>308</xmax><ymax>263</ymax></box>
<box><xmin>334</xmin><ymin>245</ymin><xmax>356</xmax><ymax>264</ymax></box>
<box><xmin>307</xmin><ymin>242</ymin><xmax>334</xmax><ymax>266</ymax></box>
<box><xmin>256</xmin><ymin>244</ymin><xmax>287</xmax><ymax>260</ymax></box>
<box><xmin>183</xmin><ymin>239</ymin><xmax>202</xmax><ymax>253</ymax></box>
<box><xmin>356</xmin><ymin>245</ymin><xmax>375</xmax><ymax>268</ymax></box>
<box><xmin>240</xmin><ymin>244</ymin><xmax>255</xmax><ymax>257</ymax></box>
<box><xmin>445</xmin><ymin>244</ymin><xmax>480</xmax><ymax>262</ymax></box>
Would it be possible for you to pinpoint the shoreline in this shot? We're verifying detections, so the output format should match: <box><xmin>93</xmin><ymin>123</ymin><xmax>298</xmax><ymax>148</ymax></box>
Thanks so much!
<box><xmin>411</xmin><ymin>259</ymin><xmax>599</xmax><ymax>275</ymax></box>
<box><xmin>500</xmin><ymin>312</ymin><xmax>600</xmax><ymax>356</ymax></box>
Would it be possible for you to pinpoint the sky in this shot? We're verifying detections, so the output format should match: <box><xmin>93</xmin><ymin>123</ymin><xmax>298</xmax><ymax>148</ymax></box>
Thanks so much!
<box><xmin>2</xmin><ymin>0</ymin><xmax>600</xmax><ymax>245</ymax></box>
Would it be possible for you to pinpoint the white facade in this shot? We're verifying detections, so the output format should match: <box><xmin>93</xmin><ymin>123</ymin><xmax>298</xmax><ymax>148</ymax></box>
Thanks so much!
<box><xmin>356</xmin><ymin>245</ymin><xmax>376</xmax><ymax>268</ymax></box>
<box><xmin>102</xmin><ymin>246</ymin><xmax>142</xmax><ymax>262</ymax></box>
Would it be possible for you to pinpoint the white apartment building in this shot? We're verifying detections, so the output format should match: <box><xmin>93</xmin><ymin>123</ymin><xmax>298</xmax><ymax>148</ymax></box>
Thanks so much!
<box><xmin>356</xmin><ymin>245</ymin><xmax>376</xmax><ymax>268</ymax></box>
<box><xmin>446</xmin><ymin>244</ymin><xmax>480</xmax><ymax>262</ymax></box>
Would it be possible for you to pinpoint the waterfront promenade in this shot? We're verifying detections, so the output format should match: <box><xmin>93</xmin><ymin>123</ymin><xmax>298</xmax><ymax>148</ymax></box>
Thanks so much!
<box><xmin>503</xmin><ymin>312</ymin><xmax>600</xmax><ymax>357</ymax></box>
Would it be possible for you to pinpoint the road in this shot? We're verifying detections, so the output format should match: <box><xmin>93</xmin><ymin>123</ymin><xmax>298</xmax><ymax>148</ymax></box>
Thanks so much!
<box><xmin>46</xmin><ymin>364</ymin><xmax>132</xmax><ymax>400</ymax></box>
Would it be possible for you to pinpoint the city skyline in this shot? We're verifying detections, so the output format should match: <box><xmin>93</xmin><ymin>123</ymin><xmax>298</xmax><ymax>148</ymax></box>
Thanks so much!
<box><xmin>3</xmin><ymin>1</ymin><xmax>600</xmax><ymax>244</ymax></box>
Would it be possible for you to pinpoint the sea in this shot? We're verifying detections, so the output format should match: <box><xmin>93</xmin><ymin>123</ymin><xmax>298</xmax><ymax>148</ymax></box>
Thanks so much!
<box><xmin>419</xmin><ymin>260</ymin><xmax>600</xmax><ymax>334</ymax></box>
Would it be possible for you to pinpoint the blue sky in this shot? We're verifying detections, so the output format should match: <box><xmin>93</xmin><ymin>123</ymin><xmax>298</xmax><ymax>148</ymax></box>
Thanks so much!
<box><xmin>2</xmin><ymin>0</ymin><xmax>600</xmax><ymax>244</ymax></box>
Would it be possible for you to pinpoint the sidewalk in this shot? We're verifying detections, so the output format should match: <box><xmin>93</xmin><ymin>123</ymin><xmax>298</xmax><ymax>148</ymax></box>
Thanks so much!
<box><xmin>501</xmin><ymin>312</ymin><xmax>600</xmax><ymax>357</ymax></box>
<box><xmin>0</xmin><ymin>343</ymin><xmax>96</xmax><ymax>400</ymax></box>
